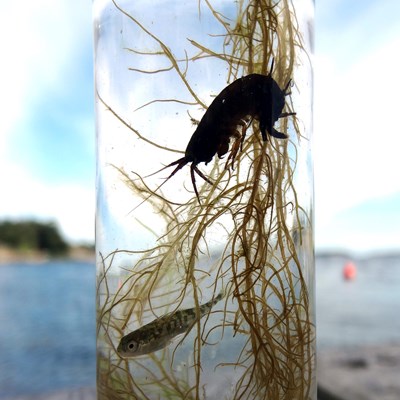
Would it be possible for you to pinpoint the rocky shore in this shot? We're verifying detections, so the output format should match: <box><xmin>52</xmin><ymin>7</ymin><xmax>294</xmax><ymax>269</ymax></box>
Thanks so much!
<box><xmin>318</xmin><ymin>343</ymin><xmax>400</xmax><ymax>400</ymax></box>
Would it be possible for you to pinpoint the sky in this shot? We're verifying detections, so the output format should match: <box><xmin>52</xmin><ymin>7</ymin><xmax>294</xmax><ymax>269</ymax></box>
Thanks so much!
<box><xmin>0</xmin><ymin>0</ymin><xmax>399</xmax><ymax>253</ymax></box>
<box><xmin>314</xmin><ymin>0</ymin><xmax>400</xmax><ymax>252</ymax></box>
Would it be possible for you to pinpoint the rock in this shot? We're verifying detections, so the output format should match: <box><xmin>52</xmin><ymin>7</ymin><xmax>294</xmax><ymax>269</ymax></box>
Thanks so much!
<box><xmin>318</xmin><ymin>344</ymin><xmax>400</xmax><ymax>400</ymax></box>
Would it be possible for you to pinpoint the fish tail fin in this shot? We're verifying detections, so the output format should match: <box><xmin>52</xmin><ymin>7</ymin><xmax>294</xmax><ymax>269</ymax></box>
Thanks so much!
<box><xmin>214</xmin><ymin>289</ymin><xmax>225</xmax><ymax>304</ymax></box>
<box><xmin>201</xmin><ymin>289</ymin><xmax>225</xmax><ymax>316</ymax></box>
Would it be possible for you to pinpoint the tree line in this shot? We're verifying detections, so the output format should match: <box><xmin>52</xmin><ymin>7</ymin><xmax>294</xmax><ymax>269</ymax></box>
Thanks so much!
<box><xmin>0</xmin><ymin>220</ymin><xmax>69</xmax><ymax>255</ymax></box>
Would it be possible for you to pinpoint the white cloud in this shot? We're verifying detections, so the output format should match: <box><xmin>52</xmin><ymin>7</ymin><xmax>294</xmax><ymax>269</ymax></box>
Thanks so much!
<box><xmin>0</xmin><ymin>161</ymin><xmax>94</xmax><ymax>243</ymax></box>
<box><xmin>313</xmin><ymin>2</ymin><xmax>400</xmax><ymax>251</ymax></box>
<box><xmin>0</xmin><ymin>0</ymin><xmax>93</xmax><ymax>242</ymax></box>
<box><xmin>314</xmin><ymin>36</ymin><xmax>400</xmax><ymax>223</ymax></box>
<box><xmin>0</xmin><ymin>1</ymin><xmax>91</xmax><ymax>145</ymax></box>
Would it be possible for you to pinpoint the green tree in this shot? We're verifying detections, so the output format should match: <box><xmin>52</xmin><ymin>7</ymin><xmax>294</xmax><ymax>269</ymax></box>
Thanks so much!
<box><xmin>0</xmin><ymin>220</ymin><xmax>69</xmax><ymax>255</ymax></box>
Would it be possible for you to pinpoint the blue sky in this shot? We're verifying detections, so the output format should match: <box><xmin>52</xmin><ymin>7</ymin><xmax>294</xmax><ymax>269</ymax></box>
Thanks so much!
<box><xmin>314</xmin><ymin>0</ymin><xmax>400</xmax><ymax>252</ymax></box>
<box><xmin>0</xmin><ymin>0</ymin><xmax>399</xmax><ymax>253</ymax></box>
<box><xmin>0</xmin><ymin>1</ymin><xmax>94</xmax><ymax>243</ymax></box>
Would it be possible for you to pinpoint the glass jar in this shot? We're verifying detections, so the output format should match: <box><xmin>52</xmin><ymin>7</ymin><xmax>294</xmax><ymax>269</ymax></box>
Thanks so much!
<box><xmin>94</xmin><ymin>1</ymin><xmax>315</xmax><ymax>399</ymax></box>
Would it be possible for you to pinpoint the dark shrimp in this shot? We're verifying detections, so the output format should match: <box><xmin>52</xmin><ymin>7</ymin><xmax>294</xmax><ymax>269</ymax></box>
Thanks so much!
<box><xmin>152</xmin><ymin>63</ymin><xmax>295</xmax><ymax>201</ymax></box>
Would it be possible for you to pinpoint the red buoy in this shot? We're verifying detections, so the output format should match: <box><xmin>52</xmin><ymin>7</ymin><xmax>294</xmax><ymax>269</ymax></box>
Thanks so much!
<box><xmin>343</xmin><ymin>261</ymin><xmax>357</xmax><ymax>280</ymax></box>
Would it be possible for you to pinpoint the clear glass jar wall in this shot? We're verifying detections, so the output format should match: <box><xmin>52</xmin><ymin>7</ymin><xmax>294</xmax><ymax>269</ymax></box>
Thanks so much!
<box><xmin>94</xmin><ymin>1</ymin><xmax>315</xmax><ymax>399</ymax></box>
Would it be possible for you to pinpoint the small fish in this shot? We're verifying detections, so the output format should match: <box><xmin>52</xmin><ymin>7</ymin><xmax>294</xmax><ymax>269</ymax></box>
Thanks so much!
<box><xmin>117</xmin><ymin>292</ymin><xmax>224</xmax><ymax>357</ymax></box>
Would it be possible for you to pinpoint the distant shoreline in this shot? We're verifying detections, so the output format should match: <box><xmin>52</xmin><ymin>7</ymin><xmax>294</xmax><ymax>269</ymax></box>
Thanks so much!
<box><xmin>0</xmin><ymin>245</ymin><xmax>95</xmax><ymax>265</ymax></box>
<box><xmin>3</xmin><ymin>246</ymin><xmax>399</xmax><ymax>266</ymax></box>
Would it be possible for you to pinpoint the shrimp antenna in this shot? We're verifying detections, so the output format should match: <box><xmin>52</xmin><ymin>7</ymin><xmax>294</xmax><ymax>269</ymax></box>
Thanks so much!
<box><xmin>269</xmin><ymin>57</ymin><xmax>275</xmax><ymax>75</ymax></box>
<box><xmin>142</xmin><ymin>157</ymin><xmax>187</xmax><ymax>180</ymax></box>
<box><xmin>127</xmin><ymin>157</ymin><xmax>188</xmax><ymax>214</ymax></box>
<box><xmin>128</xmin><ymin>156</ymin><xmax>214</xmax><ymax>215</ymax></box>
<box><xmin>128</xmin><ymin>156</ymin><xmax>214</xmax><ymax>213</ymax></box>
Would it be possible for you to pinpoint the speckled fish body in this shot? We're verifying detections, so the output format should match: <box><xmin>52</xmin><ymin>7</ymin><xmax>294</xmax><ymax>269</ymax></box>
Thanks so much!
<box><xmin>117</xmin><ymin>292</ymin><xmax>224</xmax><ymax>357</ymax></box>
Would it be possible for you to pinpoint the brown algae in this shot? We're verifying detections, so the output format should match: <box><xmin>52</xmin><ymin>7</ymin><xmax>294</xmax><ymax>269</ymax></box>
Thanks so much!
<box><xmin>96</xmin><ymin>0</ymin><xmax>315</xmax><ymax>399</ymax></box>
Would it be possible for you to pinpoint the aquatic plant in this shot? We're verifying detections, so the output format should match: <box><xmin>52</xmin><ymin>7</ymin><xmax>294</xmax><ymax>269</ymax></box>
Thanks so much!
<box><xmin>96</xmin><ymin>0</ymin><xmax>315</xmax><ymax>398</ymax></box>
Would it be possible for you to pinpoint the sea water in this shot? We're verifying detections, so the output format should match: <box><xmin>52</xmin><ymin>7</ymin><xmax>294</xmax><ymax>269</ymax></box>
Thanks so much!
<box><xmin>0</xmin><ymin>255</ymin><xmax>399</xmax><ymax>397</ymax></box>
<box><xmin>316</xmin><ymin>253</ymin><xmax>400</xmax><ymax>348</ymax></box>
<box><xmin>0</xmin><ymin>261</ymin><xmax>96</xmax><ymax>398</ymax></box>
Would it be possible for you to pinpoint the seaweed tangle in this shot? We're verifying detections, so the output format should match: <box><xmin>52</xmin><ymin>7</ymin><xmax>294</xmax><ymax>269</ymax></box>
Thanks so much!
<box><xmin>96</xmin><ymin>0</ymin><xmax>315</xmax><ymax>399</ymax></box>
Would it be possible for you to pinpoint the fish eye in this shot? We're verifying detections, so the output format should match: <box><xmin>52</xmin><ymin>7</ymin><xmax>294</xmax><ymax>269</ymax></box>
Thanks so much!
<box><xmin>127</xmin><ymin>341</ymin><xmax>137</xmax><ymax>350</ymax></box>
